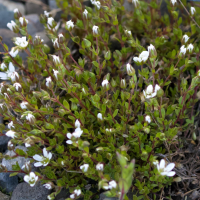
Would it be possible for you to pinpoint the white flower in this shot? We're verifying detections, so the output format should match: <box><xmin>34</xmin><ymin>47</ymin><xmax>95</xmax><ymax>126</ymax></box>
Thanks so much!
<box><xmin>187</xmin><ymin>43</ymin><xmax>194</xmax><ymax>53</ymax></box>
<box><xmin>143</xmin><ymin>84</ymin><xmax>160</xmax><ymax>99</ymax></box>
<box><xmin>10</xmin><ymin>71</ymin><xmax>19</xmax><ymax>82</ymax></box>
<box><xmin>52</xmin><ymin>38</ymin><xmax>59</xmax><ymax>48</ymax></box>
<box><xmin>126</xmin><ymin>63</ymin><xmax>135</xmax><ymax>75</ymax></box>
<box><xmin>19</xmin><ymin>17</ymin><xmax>28</xmax><ymax>26</ymax></box>
<box><xmin>92</xmin><ymin>25</ymin><xmax>99</xmax><ymax>35</ymax></box>
<box><xmin>148</xmin><ymin>44</ymin><xmax>155</xmax><ymax>52</ymax></box>
<box><xmin>102</xmin><ymin>79</ymin><xmax>109</xmax><ymax>87</ymax></box>
<box><xmin>197</xmin><ymin>70</ymin><xmax>200</xmax><ymax>77</ymax></box>
<box><xmin>180</xmin><ymin>45</ymin><xmax>186</xmax><ymax>56</ymax></box>
<box><xmin>43</xmin><ymin>183</ymin><xmax>52</xmax><ymax>190</ymax></box>
<box><xmin>44</xmin><ymin>11</ymin><xmax>50</xmax><ymax>17</ymax></box>
<box><xmin>107</xmin><ymin>180</ymin><xmax>117</xmax><ymax>189</ymax></box>
<box><xmin>20</xmin><ymin>101</ymin><xmax>28</xmax><ymax>109</ymax></box>
<box><xmin>182</xmin><ymin>34</ymin><xmax>189</xmax><ymax>43</ymax></box>
<box><xmin>145</xmin><ymin>115</ymin><xmax>151</xmax><ymax>123</ymax></box>
<box><xmin>9</xmin><ymin>48</ymin><xmax>19</xmax><ymax>57</ymax></box>
<box><xmin>70</xmin><ymin>194</ymin><xmax>75</xmax><ymax>199</ymax></box>
<box><xmin>52</xmin><ymin>55</ymin><xmax>60</xmax><ymax>64</ymax></box>
<box><xmin>191</xmin><ymin>7</ymin><xmax>196</xmax><ymax>15</ymax></box>
<box><xmin>14</xmin><ymin>8</ymin><xmax>19</xmax><ymax>13</ymax></box>
<box><xmin>66</xmin><ymin>128</ymin><xmax>83</xmax><ymax>144</ymax></box>
<box><xmin>47</xmin><ymin>195</ymin><xmax>54</xmax><ymax>200</ymax></box>
<box><xmin>26</xmin><ymin>113</ymin><xmax>35</xmax><ymax>124</ymax></box>
<box><xmin>133</xmin><ymin>51</ymin><xmax>149</xmax><ymax>63</ymax></box>
<box><xmin>125</xmin><ymin>30</ymin><xmax>131</xmax><ymax>35</ymax></box>
<box><xmin>0</xmin><ymin>62</ymin><xmax>16</xmax><ymax>80</ymax></box>
<box><xmin>171</xmin><ymin>0</ymin><xmax>177</xmax><ymax>6</ymax></box>
<box><xmin>22</xmin><ymin>161</ymin><xmax>31</xmax><ymax>171</ymax></box>
<box><xmin>94</xmin><ymin>1</ymin><xmax>101</xmax><ymax>9</ymax></box>
<box><xmin>24</xmin><ymin>172</ymin><xmax>38</xmax><ymax>187</ymax></box>
<box><xmin>47</xmin><ymin>17</ymin><xmax>54</xmax><ymax>27</ymax></box>
<box><xmin>8</xmin><ymin>141</ymin><xmax>14</xmax><ymax>148</ymax></box>
<box><xmin>156</xmin><ymin>159</ymin><xmax>176</xmax><ymax>177</ymax></box>
<box><xmin>13</xmin><ymin>83</ymin><xmax>22</xmax><ymax>91</ymax></box>
<box><xmin>75</xmin><ymin>119</ymin><xmax>81</xmax><ymax>128</ymax></box>
<box><xmin>83</xmin><ymin>9</ymin><xmax>88</xmax><ymax>18</ymax></box>
<box><xmin>25</xmin><ymin>143</ymin><xmax>31</xmax><ymax>147</ymax></box>
<box><xmin>153</xmin><ymin>160</ymin><xmax>159</xmax><ymax>165</ymax></box>
<box><xmin>74</xmin><ymin>189</ymin><xmax>81</xmax><ymax>196</ymax></box>
<box><xmin>97</xmin><ymin>113</ymin><xmax>103</xmax><ymax>120</ymax></box>
<box><xmin>8</xmin><ymin>121</ymin><xmax>15</xmax><ymax>129</ymax></box>
<box><xmin>15</xmin><ymin>37</ymin><xmax>28</xmax><ymax>48</ymax></box>
<box><xmin>80</xmin><ymin>164</ymin><xmax>89</xmax><ymax>172</ymax></box>
<box><xmin>46</xmin><ymin>77</ymin><xmax>52</xmax><ymax>88</ymax></box>
<box><xmin>53</xmin><ymin>69</ymin><xmax>59</xmax><ymax>79</ymax></box>
<box><xmin>6</xmin><ymin>130</ymin><xmax>16</xmax><ymax>138</ymax></box>
<box><xmin>96</xmin><ymin>163</ymin><xmax>104</xmax><ymax>171</ymax></box>
<box><xmin>7</xmin><ymin>21</ymin><xmax>17</xmax><ymax>31</ymax></box>
<box><xmin>0</xmin><ymin>63</ymin><xmax>7</xmax><ymax>70</ymax></box>
<box><xmin>132</xmin><ymin>0</ymin><xmax>139</xmax><ymax>7</ymax></box>
<box><xmin>66</xmin><ymin>20</ymin><xmax>74</xmax><ymax>30</ymax></box>
<box><xmin>33</xmin><ymin>148</ymin><xmax>52</xmax><ymax>167</ymax></box>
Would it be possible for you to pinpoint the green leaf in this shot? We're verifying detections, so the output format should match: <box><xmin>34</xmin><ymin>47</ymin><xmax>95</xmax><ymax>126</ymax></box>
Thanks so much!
<box><xmin>82</xmin><ymin>39</ymin><xmax>91</xmax><ymax>48</ymax></box>
<box><xmin>113</xmin><ymin>109</ymin><xmax>118</xmax><ymax>117</ymax></box>
<box><xmin>15</xmin><ymin>149</ymin><xmax>26</xmax><ymax>156</ymax></box>
<box><xmin>12</xmin><ymin>161</ymin><xmax>21</xmax><ymax>171</ymax></box>
<box><xmin>9</xmin><ymin>172</ymin><xmax>18</xmax><ymax>177</ymax></box>
<box><xmin>45</xmin><ymin>122</ymin><xmax>54</xmax><ymax>129</ymax></box>
<box><xmin>63</xmin><ymin>100</ymin><xmax>70</xmax><ymax>110</ymax></box>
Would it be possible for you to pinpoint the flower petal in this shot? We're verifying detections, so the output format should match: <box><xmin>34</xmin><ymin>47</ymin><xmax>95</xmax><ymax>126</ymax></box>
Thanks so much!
<box><xmin>34</xmin><ymin>162</ymin><xmax>43</xmax><ymax>167</ymax></box>
<box><xmin>33</xmin><ymin>155</ymin><xmax>43</xmax><ymax>161</ymax></box>
<box><xmin>66</xmin><ymin>140</ymin><xmax>73</xmax><ymax>144</ymax></box>
<box><xmin>165</xmin><ymin>163</ymin><xmax>175</xmax><ymax>172</ymax></box>
<box><xmin>0</xmin><ymin>72</ymin><xmax>8</xmax><ymax>80</ymax></box>
<box><xmin>160</xmin><ymin>159</ymin><xmax>165</xmax><ymax>169</ymax></box>
<box><xmin>166</xmin><ymin>171</ymin><xmax>176</xmax><ymax>177</ymax></box>
<box><xmin>9</xmin><ymin>62</ymin><xmax>15</xmax><ymax>72</ymax></box>
<box><xmin>24</xmin><ymin>175</ymin><xmax>30</xmax><ymax>182</ymax></box>
<box><xmin>67</xmin><ymin>133</ymin><xmax>72</xmax><ymax>139</ymax></box>
<box><xmin>43</xmin><ymin>148</ymin><xmax>48</xmax><ymax>158</ymax></box>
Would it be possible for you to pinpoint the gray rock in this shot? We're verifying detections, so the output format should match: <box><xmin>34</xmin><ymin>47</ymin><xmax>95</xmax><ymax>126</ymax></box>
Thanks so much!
<box><xmin>123</xmin><ymin>0</ymin><xmax>134</xmax><ymax>12</ymax></box>
<box><xmin>0</xmin><ymin>133</ymin><xmax>10</xmax><ymax>153</ymax></box>
<box><xmin>25</xmin><ymin>0</ymin><xmax>47</xmax><ymax>15</ymax></box>
<box><xmin>54</xmin><ymin>188</ymin><xmax>70</xmax><ymax>200</ymax></box>
<box><xmin>48</xmin><ymin>0</ymin><xmax>58</xmax><ymax>9</ymax></box>
<box><xmin>10</xmin><ymin>182</ymin><xmax>51</xmax><ymax>200</ymax></box>
<box><xmin>25</xmin><ymin>14</ymin><xmax>44</xmax><ymax>35</ymax></box>
<box><xmin>2</xmin><ymin>146</ymin><xmax>36</xmax><ymax>178</ymax></box>
<box><xmin>0</xmin><ymin>172</ymin><xmax>18</xmax><ymax>193</ymax></box>
<box><xmin>0</xmin><ymin>191</ymin><xmax>10</xmax><ymax>200</ymax></box>
<box><xmin>0</xmin><ymin>0</ymin><xmax>25</xmax><ymax>14</ymax></box>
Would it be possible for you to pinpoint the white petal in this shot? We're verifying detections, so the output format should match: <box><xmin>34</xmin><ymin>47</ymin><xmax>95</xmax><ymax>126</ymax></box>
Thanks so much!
<box><xmin>165</xmin><ymin>163</ymin><xmax>175</xmax><ymax>172</ymax></box>
<box><xmin>9</xmin><ymin>62</ymin><xmax>15</xmax><ymax>72</ymax></box>
<box><xmin>34</xmin><ymin>162</ymin><xmax>43</xmax><ymax>167</ymax></box>
<box><xmin>24</xmin><ymin>175</ymin><xmax>30</xmax><ymax>182</ymax></box>
<box><xmin>166</xmin><ymin>171</ymin><xmax>176</xmax><ymax>177</ymax></box>
<box><xmin>43</xmin><ymin>148</ymin><xmax>48</xmax><ymax>158</ymax></box>
<box><xmin>0</xmin><ymin>72</ymin><xmax>8</xmax><ymax>80</ymax></box>
<box><xmin>66</xmin><ymin>140</ymin><xmax>73</xmax><ymax>144</ymax></box>
<box><xmin>33</xmin><ymin>155</ymin><xmax>43</xmax><ymax>161</ymax></box>
<box><xmin>160</xmin><ymin>159</ymin><xmax>165</xmax><ymax>169</ymax></box>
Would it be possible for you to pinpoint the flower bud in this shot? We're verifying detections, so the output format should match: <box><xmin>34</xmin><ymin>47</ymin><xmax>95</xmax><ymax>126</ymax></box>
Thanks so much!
<box><xmin>58</xmin><ymin>33</ymin><xmax>65</xmax><ymax>44</ymax></box>
<box><xmin>126</xmin><ymin>63</ymin><xmax>135</xmax><ymax>76</ymax></box>
<box><xmin>81</xmin><ymin>87</ymin><xmax>87</xmax><ymax>95</ymax></box>
<box><xmin>120</xmin><ymin>79</ymin><xmax>126</xmax><ymax>89</ymax></box>
<box><xmin>10</xmin><ymin>71</ymin><xmax>19</xmax><ymax>82</ymax></box>
<box><xmin>52</xmin><ymin>55</ymin><xmax>60</xmax><ymax>65</ymax></box>
<box><xmin>182</xmin><ymin>34</ymin><xmax>189</xmax><ymax>44</ymax></box>
<box><xmin>179</xmin><ymin>45</ymin><xmax>187</xmax><ymax>57</ymax></box>
<box><xmin>34</xmin><ymin>35</ymin><xmax>43</xmax><ymax>45</ymax></box>
<box><xmin>53</xmin><ymin>69</ymin><xmax>61</xmax><ymax>80</ymax></box>
<box><xmin>187</xmin><ymin>44</ymin><xmax>194</xmax><ymax>54</ymax></box>
<box><xmin>148</xmin><ymin>44</ymin><xmax>157</xmax><ymax>59</ymax></box>
<box><xmin>13</xmin><ymin>83</ymin><xmax>22</xmax><ymax>92</ymax></box>
<box><xmin>191</xmin><ymin>7</ymin><xmax>196</xmax><ymax>16</ymax></box>
<box><xmin>43</xmin><ymin>182</ymin><xmax>54</xmax><ymax>190</ymax></box>
<box><xmin>97</xmin><ymin>113</ymin><xmax>103</xmax><ymax>121</ymax></box>
<box><xmin>132</xmin><ymin>0</ymin><xmax>139</xmax><ymax>7</ymax></box>
<box><xmin>92</xmin><ymin>25</ymin><xmax>99</xmax><ymax>36</ymax></box>
<box><xmin>145</xmin><ymin>115</ymin><xmax>151</xmax><ymax>123</ymax></box>
<box><xmin>7</xmin><ymin>21</ymin><xmax>19</xmax><ymax>33</ymax></box>
<box><xmin>102</xmin><ymin>79</ymin><xmax>109</xmax><ymax>90</ymax></box>
<box><xmin>83</xmin><ymin>9</ymin><xmax>88</xmax><ymax>18</ymax></box>
<box><xmin>22</xmin><ymin>161</ymin><xmax>31</xmax><ymax>173</ymax></box>
<box><xmin>192</xmin><ymin>132</ymin><xmax>197</xmax><ymax>141</ymax></box>
<box><xmin>0</xmin><ymin>63</ymin><xmax>7</xmax><ymax>71</ymax></box>
<box><xmin>24</xmin><ymin>137</ymin><xmax>35</xmax><ymax>147</ymax></box>
<box><xmin>47</xmin><ymin>17</ymin><xmax>56</xmax><ymax>29</ymax></box>
<box><xmin>46</xmin><ymin>76</ymin><xmax>53</xmax><ymax>88</ymax></box>
<box><xmin>8</xmin><ymin>141</ymin><xmax>15</xmax><ymax>150</ymax></box>
<box><xmin>66</xmin><ymin>20</ymin><xmax>74</xmax><ymax>31</ymax></box>
<box><xmin>14</xmin><ymin>8</ymin><xmax>22</xmax><ymax>19</ymax></box>
<box><xmin>26</xmin><ymin>113</ymin><xmax>36</xmax><ymax>125</ymax></box>
<box><xmin>0</xmin><ymin>164</ymin><xmax>7</xmax><ymax>172</ymax></box>
<box><xmin>0</xmin><ymin>103</ymin><xmax>7</xmax><ymax>113</ymax></box>
<box><xmin>143</xmin><ymin>127</ymin><xmax>150</xmax><ymax>134</ymax></box>
<box><xmin>19</xmin><ymin>17</ymin><xmax>28</xmax><ymax>27</ymax></box>
<box><xmin>52</xmin><ymin>38</ymin><xmax>59</xmax><ymax>49</ymax></box>
<box><xmin>170</xmin><ymin>0</ymin><xmax>177</xmax><ymax>6</ymax></box>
